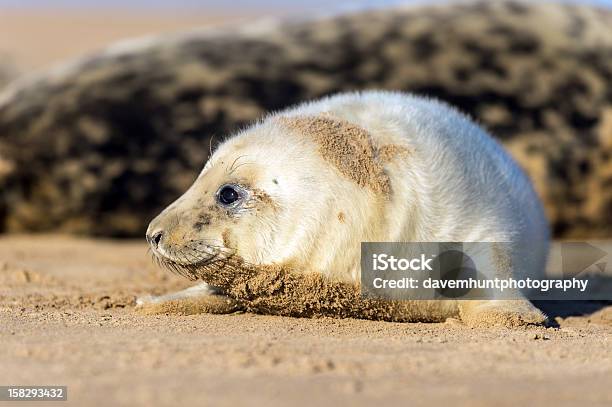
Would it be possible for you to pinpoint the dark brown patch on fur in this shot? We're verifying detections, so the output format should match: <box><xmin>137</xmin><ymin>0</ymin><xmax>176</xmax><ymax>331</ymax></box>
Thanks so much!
<box><xmin>337</xmin><ymin>212</ymin><xmax>346</xmax><ymax>223</ymax></box>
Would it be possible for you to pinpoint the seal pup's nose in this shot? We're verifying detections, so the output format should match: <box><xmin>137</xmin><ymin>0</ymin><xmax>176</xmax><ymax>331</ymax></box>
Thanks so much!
<box><xmin>147</xmin><ymin>230</ymin><xmax>164</xmax><ymax>250</ymax></box>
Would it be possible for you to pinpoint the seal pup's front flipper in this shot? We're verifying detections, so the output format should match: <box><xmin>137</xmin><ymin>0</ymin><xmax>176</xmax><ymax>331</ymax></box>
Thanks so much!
<box><xmin>136</xmin><ymin>282</ymin><xmax>242</xmax><ymax>315</ymax></box>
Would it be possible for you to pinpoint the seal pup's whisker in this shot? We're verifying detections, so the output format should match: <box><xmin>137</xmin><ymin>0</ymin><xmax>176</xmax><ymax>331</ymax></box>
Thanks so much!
<box><xmin>227</xmin><ymin>154</ymin><xmax>246</xmax><ymax>173</ymax></box>
<box><xmin>209</xmin><ymin>134</ymin><xmax>218</xmax><ymax>157</ymax></box>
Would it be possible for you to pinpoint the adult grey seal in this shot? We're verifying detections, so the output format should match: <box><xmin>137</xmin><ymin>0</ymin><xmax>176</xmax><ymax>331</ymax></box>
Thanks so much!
<box><xmin>0</xmin><ymin>1</ymin><xmax>611</xmax><ymax>238</ymax></box>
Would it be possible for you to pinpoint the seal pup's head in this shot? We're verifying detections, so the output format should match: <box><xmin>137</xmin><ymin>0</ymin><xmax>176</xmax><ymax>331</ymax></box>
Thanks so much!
<box><xmin>146</xmin><ymin>113</ymin><xmax>399</xmax><ymax>280</ymax></box>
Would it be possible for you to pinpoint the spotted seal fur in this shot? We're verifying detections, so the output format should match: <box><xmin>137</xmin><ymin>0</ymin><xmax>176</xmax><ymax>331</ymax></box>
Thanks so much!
<box><xmin>0</xmin><ymin>1</ymin><xmax>611</xmax><ymax>237</ymax></box>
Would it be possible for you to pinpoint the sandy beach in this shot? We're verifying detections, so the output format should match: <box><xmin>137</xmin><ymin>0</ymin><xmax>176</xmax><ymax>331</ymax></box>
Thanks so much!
<box><xmin>0</xmin><ymin>235</ymin><xmax>610</xmax><ymax>406</ymax></box>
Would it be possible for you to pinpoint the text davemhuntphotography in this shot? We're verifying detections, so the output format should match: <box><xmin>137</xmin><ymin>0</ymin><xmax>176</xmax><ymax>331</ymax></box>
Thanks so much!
<box><xmin>361</xmin><ymin>242</ymin><xmax>611</xmax><ymax>301</ymax></box>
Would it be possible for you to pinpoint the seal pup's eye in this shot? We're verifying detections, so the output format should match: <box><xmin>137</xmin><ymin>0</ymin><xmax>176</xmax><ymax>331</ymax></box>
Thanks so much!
<box><xmin>217</xmin><ymin>184</ymin><xmax>242</xmax><ymax>206</ymax></box>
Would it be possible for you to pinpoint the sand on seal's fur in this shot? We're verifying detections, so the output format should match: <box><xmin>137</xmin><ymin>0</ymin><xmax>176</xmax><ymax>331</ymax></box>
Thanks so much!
<box><xmin>144</xmin><ymin>258</ymin><xmax>546</xmax><ymax>327</ymax></box>
<box><xmin>279</xmin><ymin>116</ymin><xmax>392</xmax><ymax>195</ymax></box>
<box><xmin>153</xmin><ymin>257</ymin><xmax>456</xmax><ymax>323</ymax></box>
<box><xmin>377</xmin><ymin>144</ymin><xmax>412</xmax><ymax>163</ymax></box>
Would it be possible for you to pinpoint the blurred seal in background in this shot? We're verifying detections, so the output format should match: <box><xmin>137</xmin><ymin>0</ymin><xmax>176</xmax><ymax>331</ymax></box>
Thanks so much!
<box><xmin>0</xmin><ymin>0</ymin><xmax>611</xmax><ymax>237</ymax></box>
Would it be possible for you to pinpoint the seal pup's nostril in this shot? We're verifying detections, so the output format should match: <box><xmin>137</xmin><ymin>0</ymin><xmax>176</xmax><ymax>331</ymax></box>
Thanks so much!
<box><xmin>149</xmin><ymin>231</ymin><xmax>163</xmax><ymax>249</ymax></box>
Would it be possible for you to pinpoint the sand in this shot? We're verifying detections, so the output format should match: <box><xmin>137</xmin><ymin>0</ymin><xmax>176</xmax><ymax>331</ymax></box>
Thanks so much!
<box><xmin>0</xmin><ymin>234</ymin><xmax>611</xmax><ymax>406</ymax></box>
<box><xmin>280</xmin><ymin>116</ymin><xmax>392</xmax><ymax>194</ymax></box>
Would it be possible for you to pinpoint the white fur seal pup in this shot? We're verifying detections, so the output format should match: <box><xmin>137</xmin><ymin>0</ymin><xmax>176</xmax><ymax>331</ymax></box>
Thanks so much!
<box><xmin>140</xmin><ymin>91</ymin><xmax>549</xmax><ymax>327</ymax></box>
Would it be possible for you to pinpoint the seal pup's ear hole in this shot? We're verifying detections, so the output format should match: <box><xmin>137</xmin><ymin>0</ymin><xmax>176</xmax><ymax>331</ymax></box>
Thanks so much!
<box><xmin>272</xmin><ymin>179</ymin><xmax>279</xmax><ymax>185</ymax></box>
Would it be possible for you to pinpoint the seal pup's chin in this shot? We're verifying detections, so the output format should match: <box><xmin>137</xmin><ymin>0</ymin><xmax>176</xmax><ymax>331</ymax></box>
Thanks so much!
<box><xmin>148</xmin><ymin>243</ymin><xmax>235</xmax><ymax>281</ymax></box>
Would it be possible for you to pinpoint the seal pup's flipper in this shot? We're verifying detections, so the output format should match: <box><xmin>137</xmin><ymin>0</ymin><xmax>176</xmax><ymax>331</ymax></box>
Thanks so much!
<box><xmin>136</xmin><ymin>283</ymin><xmax>242</xmax><ymax>315</ymax></box>
<box><xmin>458</xmin><ymin>300</ymin><xmax>547</xmax><ymax>328</ymax></box>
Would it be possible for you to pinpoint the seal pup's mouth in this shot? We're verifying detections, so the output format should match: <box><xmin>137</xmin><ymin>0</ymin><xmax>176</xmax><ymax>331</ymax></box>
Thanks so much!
<box><xmin>148</xmin><ymin>240</ymin><xmax>237</xmax><ymax>281</ymax></box>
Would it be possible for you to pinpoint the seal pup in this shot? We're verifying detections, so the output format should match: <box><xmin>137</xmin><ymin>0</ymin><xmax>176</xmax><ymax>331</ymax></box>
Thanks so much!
<box><xmin>140</xmin><ymin>91</ymin><xmax>549</xmax><ymax>327</ymax></box>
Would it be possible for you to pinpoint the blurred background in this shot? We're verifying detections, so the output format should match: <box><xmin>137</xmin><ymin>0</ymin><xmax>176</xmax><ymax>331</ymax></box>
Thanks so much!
<box><xmin>1</xmin><ymin>0</ymin><xmax>612</xmax><ymax>76</ymax></box>
<box><xmin>1</xmin><ymin>0</ymin><xmax>612</xmax><ymax>239</ymax></box>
